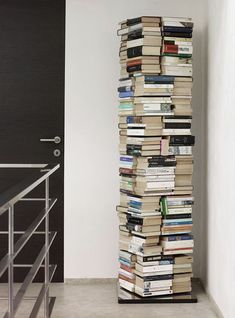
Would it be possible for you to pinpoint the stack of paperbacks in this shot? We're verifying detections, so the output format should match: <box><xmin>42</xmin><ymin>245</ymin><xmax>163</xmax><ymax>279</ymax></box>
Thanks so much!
<box><xmin>117</xmin><ymin>16</ymin><xmax>195</xmax><ymax>297</ymax></box>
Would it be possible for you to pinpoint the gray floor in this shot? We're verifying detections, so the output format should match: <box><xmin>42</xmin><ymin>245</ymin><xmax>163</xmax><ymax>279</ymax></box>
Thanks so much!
<box><xmin>0</xmin><ymin>280</ymin><xmax>219</xmax><ymax>318</ymax></box>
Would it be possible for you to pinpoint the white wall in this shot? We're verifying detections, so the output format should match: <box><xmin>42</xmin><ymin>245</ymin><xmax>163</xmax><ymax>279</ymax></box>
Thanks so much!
<box><xmin>65</xmin><ymin>0</ymin><xmax>206</xmax><ymax>278</ymax></box>
<box><xmin>200</xmin><ymin>1</ymin><xmax>235</xmax><ymax>317</ymax></box>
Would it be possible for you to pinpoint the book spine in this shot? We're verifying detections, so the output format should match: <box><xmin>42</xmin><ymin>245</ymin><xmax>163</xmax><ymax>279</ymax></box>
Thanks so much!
<box><xmin>127</xmin><ymin>46</ymin><xmax>143</xmax><ymax>58</ymax></box>
<box><xmin>163</xmin><ymin>26</ymin><xmax>193</xmax><ymax>33</ymax></box>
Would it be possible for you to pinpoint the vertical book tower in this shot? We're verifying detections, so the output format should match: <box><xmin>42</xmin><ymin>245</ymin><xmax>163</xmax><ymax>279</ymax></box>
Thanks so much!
<box><xmin>117</xmin><ymin>16</ymin><xmax>197</xmax><ymax>303</ymax></box>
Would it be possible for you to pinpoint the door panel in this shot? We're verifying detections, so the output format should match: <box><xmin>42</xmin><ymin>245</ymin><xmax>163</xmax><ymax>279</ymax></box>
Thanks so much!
<box><xmin>0</xmin><ymin>0</ymin><xmax>65</xmax><ymax>282</ymax></box>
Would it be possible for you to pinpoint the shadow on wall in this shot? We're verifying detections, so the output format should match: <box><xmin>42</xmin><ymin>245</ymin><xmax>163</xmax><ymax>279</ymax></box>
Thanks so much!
<box><xmin>200</xmin><ymin>17</ymin><xmax>209</xmax><ymax>288</ymax></box>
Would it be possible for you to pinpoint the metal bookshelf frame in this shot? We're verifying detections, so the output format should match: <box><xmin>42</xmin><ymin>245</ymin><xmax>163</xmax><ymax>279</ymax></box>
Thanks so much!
<box><xmin>0</xmin><ymin>163</ymin><xmax>60</xmax><ymax>318</ymax></box>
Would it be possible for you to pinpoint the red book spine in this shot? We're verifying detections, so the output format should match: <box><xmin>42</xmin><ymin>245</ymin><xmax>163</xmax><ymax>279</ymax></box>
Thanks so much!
<box><xmin>127</xmin><ymin>59</ymin><xmax>142</xmax><ymax>67</ymax></box>
<box><xmin>120</xmin><ymin>263</ymin><xmax>133</xmax><ymax>273</ymax></box>
<box><xmin>119</xmin><ymin>168</ymin><xmax>134</xmax><ymax>175</ymax></box>
<box><xmin>164</xmin><ymin>44</ymin><xmax>178</xmax><ymax>54</ymax></box>
<box><xmin>118</xmin><ymin>274</ymin><xmax>135</xmax><ymax>284</ymax></box>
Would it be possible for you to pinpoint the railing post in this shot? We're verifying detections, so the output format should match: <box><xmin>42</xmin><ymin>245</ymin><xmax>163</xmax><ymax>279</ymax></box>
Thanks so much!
<box><xmin>44</xmin><ymin>177</ymin><xmax>50</xmax><ymax>317</ymax></box>
<box><xmin>8</xmin><ymin>205</ymin><xmax>14</xmax><ymax>318</ymax></box>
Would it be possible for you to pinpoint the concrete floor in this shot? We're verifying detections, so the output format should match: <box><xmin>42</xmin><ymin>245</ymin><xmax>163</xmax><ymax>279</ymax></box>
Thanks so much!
<box><xmin>0</xmin><ymin>280</ymin><xmax>219</xmax><ymax>318</ymax></box>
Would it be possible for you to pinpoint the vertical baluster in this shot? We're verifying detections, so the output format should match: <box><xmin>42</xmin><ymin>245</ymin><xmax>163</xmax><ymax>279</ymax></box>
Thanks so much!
<box><xmin>44</xmin><ymin>178</ymin><xmax>49</xmax><ymax>317</ymax></box>
<box><xmin>8</xmin><ymin>205</ymin><xmax>14</xmax><ymax>318</ymax></box>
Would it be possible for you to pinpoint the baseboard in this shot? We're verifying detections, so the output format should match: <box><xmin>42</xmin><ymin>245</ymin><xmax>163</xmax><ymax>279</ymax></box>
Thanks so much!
<box><xmin>66</xmin><ymin>277</ymin><xmax>200</xmax><ymax>284</ymax></box>
<box><xmin>199</xmin><ymin>279</ymin><xmax>224</xmax><ymax>318</ymax></box>
<box><xmin>65</xmin><ymin>278</ymin><xmax>117</xmax><ymax>285</ymax></box>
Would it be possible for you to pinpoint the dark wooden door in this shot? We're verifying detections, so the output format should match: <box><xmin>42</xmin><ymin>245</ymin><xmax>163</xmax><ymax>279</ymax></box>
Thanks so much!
<box><xmin>0</xmin><ymin>0</ymin><xmax>65</xmax><ymax>282</ymax></box>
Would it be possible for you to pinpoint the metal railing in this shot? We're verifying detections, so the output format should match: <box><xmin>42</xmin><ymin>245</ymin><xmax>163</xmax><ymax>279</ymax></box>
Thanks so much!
<box><xmin>0</xmin><ymin>163</ymin><xmax>60</xmax><ymax>318</ymax></box>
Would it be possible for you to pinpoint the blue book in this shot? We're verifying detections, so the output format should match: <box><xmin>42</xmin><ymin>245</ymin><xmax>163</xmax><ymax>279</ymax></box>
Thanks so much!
<box><xmin>163</xmin><ymin>221</ymin><xmax>193</xmax><ymax>226</ymax></box>
<box><xmin>144</xmin><ymin>75</ymin><xmax>175</xmax><ymax>84</ymax></box>
<box><xmin>129</xmin><ymin>201</ymin><xmax>142</xmax><ymax>207</ymax></box>
<box><xmin>163</xmin><ymin>26</ymin><xmax>192</xmax><ymax>33</ymax></box>
<box><xmin>158</xmin><ymin>260</ymin><xmax>174</xmax><ymax>265</ymax></box>
<box><xmin>120</xmin><ymin>156</ymin><xmax>133</xmax><ymax>162</ymax></box>
<box><xmin>119</xmin><ymin>91</ymin><xmax>134</xmax><ymax>98</ymax></box>
<box><xmin>165</xmin><ymin>235</ymin><xmax>193</xmax><ymax>241</ymax></box>
<box><xmin>126</xmin><ymin>116</ymin><xmax>136</xmax><ymax>124</ymax></box>
<box><xmin>119</xmin><ymin>258</ymin><xmax>131</xmax><ymax>266</ymax></box>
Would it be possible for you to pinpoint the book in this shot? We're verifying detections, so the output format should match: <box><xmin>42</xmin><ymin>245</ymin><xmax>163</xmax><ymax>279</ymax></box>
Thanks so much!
<box><xmin>127</xmin><ymin>46</ymin><xmax>161</xmax><ymax>58</ymax></box>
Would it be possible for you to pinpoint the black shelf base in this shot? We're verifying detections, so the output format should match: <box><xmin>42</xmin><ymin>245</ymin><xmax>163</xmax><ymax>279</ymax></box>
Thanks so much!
<box><xmin>118</xmin><ymin>285</ymin><xmax>198</xmax><ymax>304</ymax></box>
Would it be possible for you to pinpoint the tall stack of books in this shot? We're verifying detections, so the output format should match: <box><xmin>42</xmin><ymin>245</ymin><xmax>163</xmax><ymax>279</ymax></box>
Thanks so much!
<box><xmin>117</xmin><ymin>16</ymin><xmax>195</xmax><ymax>298</ymax></box>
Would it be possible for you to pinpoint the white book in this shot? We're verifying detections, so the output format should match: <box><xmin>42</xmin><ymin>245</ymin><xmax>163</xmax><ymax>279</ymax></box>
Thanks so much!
<box><xmin>146</xmin><ymin>181</ymin><xmax>175</xmax><ymax>189</ymax></box>
<box><xmin>137</xmin><ymin>112</ymin><xmax>174</xmax><ymax>116</ymax></box>
<box><xmin>167</xmin><ymin>207</ymin><xmax>192</xmax><ymax>214</ymax></box>
<box><xmin>163</xmin><ymin>249</ymin><xmax>193</xmax><ymax>255</ymax></box>
<box><xmin>119</xmin><ymin>279</ymin><xmax>135</xmax><ymax>292</ymax></box>
<box><xmin>119</xmin><ymin>268</ymin><xmax>135</xmax><ymax>279</ymax></box>
<box><xmin>168</xmin><ymin>146</ymin><xmax>192</xmax><ymax>155</ymax></box>
<box><xmin>162</xmin><ymin>129</ymin><xmax>191</xmax><ymax>135</ymax></box>
<box><xmin>165</xmin><ymin>44</ymin><xmax>193</xmax><ymax>55</ymax></box>
<box><xmin>161</xmin><ymin>17</ymin><xmax>192</xmax><ymax>23</ymax></box>
<box><xmin>129</xmin><ymin>24</ymin><xmax>161</xmax><ymax>32</ymax></box>
<box><xmin>163</xmin><ymin>118</ymin><xmax>192</xmax><ymax>123</ymax></box>
<box><xmin>174</xmin><ymin>264</ymin><xmax>192</xmax><ymax>269</ymax></box>
<box><xmin>132</xmin><ymin>230</ymin><xmax>161</xmax><ymax>236</ymax></box>
<box><xmin>137</xmin><ymin>167</ymin><xmax>175</xmax><ymax>175</ymax></box>
<box><xmin>134</xmin><ymin>97</ymin><xmax>171</xmax><ymax>103</ymax></box>
<box><xmin>143</xmin><ymin>279</ymin><xmax>172</xmax><ymax>289</ymax></box>
<box><xmin>162</xmin><ymin>69</ymin><xmax>193</xmax><ymax>77</ymax></box>
<box><xmin>164</xmin><ymin>41</ymin><xmax>192</xmax><ymax>46</ymax></box>
<box><xmin>119</xmin><ymin>79</ymin><xmax>133</xmax><ymax>86</ymax></box>
<box><xmin>127</xmin><ymin>37</ymin><xmax>162</xmax><ymax>48</ymax></box>
<box><xmin>135</xmin><ymin>285</ymin><xmax>173</xmax><ymax>297</ymax></box>
<box><xmin>143</xmin><ymin>84</ymin><xmax>174</xmax><ymax>89</ymax></box>
<box><xmin>141</xmin><ymin>264</ymin><xmax>173</xmax><ymax>273</ymax></box>
<box><xmin>164</xmin><ymin>36</ymin><xmax>192</xmax><ymax>43</ymax></box>
<box><xmin>162</xmin><ymin>21</ymin><xmax>192</xmax><ymax>27</ymax></box>
<box><xmin>161</xmin><ymin>240</ymin><xmax>194</xmax><ymax>248</ymax></box>
<box><xmin>167</xmin><ymin>196</ymin><xmax>194</xmax><ymax>201</ymax></box>
<box><xmin>135</xmin><ymin>269</ymin><xmax>173</xmax><ymax>277</ymax></box>
<box><xmin>144</xmin><ymin>176</ymin><xmax>175</xmax><ymax>181</ymax></box>
<box><xmin>131</xmin><ymin>236</ymin><xmax>146</xmax><ymax>246</ymax></box>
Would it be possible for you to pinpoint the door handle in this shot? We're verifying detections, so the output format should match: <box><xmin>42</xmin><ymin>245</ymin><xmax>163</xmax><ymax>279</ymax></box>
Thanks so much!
<box><xmin>40</xmin><ymin>136</ymin><xmax>61</xmax><ymax>144</ymax></box>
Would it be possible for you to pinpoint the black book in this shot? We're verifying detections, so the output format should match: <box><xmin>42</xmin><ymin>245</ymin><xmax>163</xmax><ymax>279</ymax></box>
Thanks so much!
<box><xmin>169</xmin><ymin>135</ymin><xmax>195</xmax><ymax>146</ymax></box>
<box><xmin>127</xmin><ymin>17</ymin><xmax>142</xmax><ymax>26</ymax></box>
<box><xmin>127</xmin><ymin>216</ymin><xmax>144</xmax><ymax>225</ymax></box>
<box><xmin>164</xmin><ymin>115</ymin><xmax>192</xmax><ymax>119</ymax></box>
<box><xmin>161</xmin><ymin>255</ymin><xmax>174</xmax><ymax>261</ymax></box>
<box><xmin>127</xmin><ymin>145</ymin><xmax>142</xmax><ymax>151</ymax></box>
<box><xmin>163</xmin><ymin>214</ymin><xmax>192</xmax><ymax>220</ymax></box>
<box><xmin>128</xmin><ymin>30</ymin><xmax>144</xmax><ymax>40</ymax></box>
<box><xmin>143</xmin><ymin>274</ymin><xmax>174</xmax><ymax>282</ymax></box>
<box><xmin>162</xmin><ymin>32</ymin><xmax>192</xmax><ymax>38</ymax></box>
<box><xmin>118</xmin><ymin>86</ymin><xmax>133</xmax><ymax>92</ymax></box>
<box><xmin>147</xmin><ymin>155</ymin><xmax>176</xmax><ymax>165</ymax></box>
<box><xmin>163</xmin><ymin>26</ymin><xmax>193</xmax><ymax>33</ymax></box>
<box><xmin>120</xmin><ymin>189</ymin><xmax>133</xmax><ymax>195</ymax></box>
<box><xmin>148</xmin><ymin>162</ymin><xmax>176</xmax><ymax>167</ymax></box>
<box><xmin>126</xmin><ymin>223</ymin><xmax>138</xmax><ymax>231</ymax></box>
<box><xmin>127</xmin><ymin>64</ymin><xmax>142</xmax><ymax>73</ymax></box>
<box><xmin>127</xmin><ymin>145</ymin><xmax>142</xmax><ymax>156</ymax></box>
<box><xmin>164</xmin><ymin>123</ymin><xmax>191</xmax><ymax>129</ymax></box>
<box><xmin>127</xmin><ymin>46</ymin><xmax>143</xmax><ymax>58</ymax></box>
<box><xmin>141</xmin><ymin>255</ymin><xmax>161</xmax><ymax>262</ymax></box>
<box><xmin>144</xmin><ymin>75</ymin><xmax>175</xmax><ymax>84</ymax></box>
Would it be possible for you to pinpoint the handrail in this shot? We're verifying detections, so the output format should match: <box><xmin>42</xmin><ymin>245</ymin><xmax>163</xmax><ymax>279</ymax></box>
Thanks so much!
<box><xmin>3</xmin><ymin>232</ymin><xmax>57</xmax><ymax>318</ymax></box>
<box><xmin>0</xmin><ymin>198</ymin><xmax>57</xmax><ymax>277</ymax></box>
<box><xmin>29</xmin><ymin>264</ymin><xmax>57</xmax><ymax>318</ymax></box>
<box><xmin>0</xmin><ymin>164</ymin><xmax>60</xmax><ymax>215</ymax></box>
<box><xmin>0</xmin><ymin>163</ymin><xmax>60</xmax><ymax>318</ymax></box>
